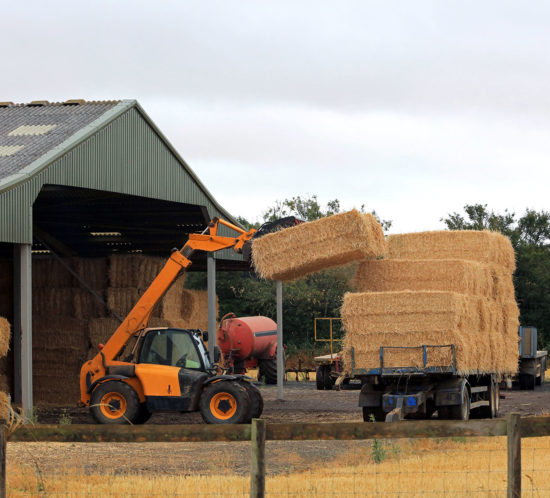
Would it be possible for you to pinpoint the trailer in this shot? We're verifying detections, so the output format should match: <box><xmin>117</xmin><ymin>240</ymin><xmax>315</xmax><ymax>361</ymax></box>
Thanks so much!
<box><xmin>516</xmin><ymin>326</ymin><xmax>547</xmax><ymax>390</ymax></box>
<box><xmin>352</xmin><ymin>344</ymin><xmax>500</xmax><ymax>422</ymax></box>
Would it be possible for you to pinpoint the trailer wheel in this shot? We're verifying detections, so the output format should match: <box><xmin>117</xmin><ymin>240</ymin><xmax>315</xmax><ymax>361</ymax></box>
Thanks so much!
<box><xmin>239</xmin><ymin>381</ymin><xmax>264</xmax><ymax>422</ymax></box>
<box><xmin>90</xmin><ymin>381</ymin><xmax>140</xmax><ymax>424</ymax></box>
<box><xmin>199</xmin><ymin>381</ymin><xmax>251</xmax><ymax>424</ymax></box>
<box><xmin>479</xmin><ymin>379</ymin><xmax>496</xmax><ymax>419</ymax></box>
<box><xmin>259</xmin><ymin>353</ymin><xmax>284</xmax><ymax>385</ymax></box>
<box><xmin>450</xmin><ymin>388</ymin><xmax>470</xmax><ymax>421</ymax></box>
<box><xmin>362</xmin><ymin>407</ymin><xmax>385</xmax><ymax>422</ymax></box>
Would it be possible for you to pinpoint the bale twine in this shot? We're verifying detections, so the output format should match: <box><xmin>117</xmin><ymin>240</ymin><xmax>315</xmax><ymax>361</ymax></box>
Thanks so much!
<box><xmin>252</xmin><ymin>210</ymin><xmax>385</xmax><ymax>281</ymax></box>
<box><xmin>386</xmin><ymin>230</ymin><xmax>515</xmax><ymax>273</ymax></box>
<box><xmin>0</xmin><ymin>317</ymin><xmax>10</xmax><ymax>358</ymax></box>
<box><xmin>341</xmin><ymin>291</ymin><xmax>512</xmax><ymax>374</ymax></box>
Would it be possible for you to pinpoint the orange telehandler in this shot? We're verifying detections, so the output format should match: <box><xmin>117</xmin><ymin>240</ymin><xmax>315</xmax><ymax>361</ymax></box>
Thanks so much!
<box><xmin>79</xmin><ymin>216</ymin><xmax>300</xmax><ymax>424</ymax></box>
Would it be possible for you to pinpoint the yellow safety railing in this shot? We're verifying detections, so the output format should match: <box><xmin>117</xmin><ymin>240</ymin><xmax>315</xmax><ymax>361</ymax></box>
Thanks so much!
<box><xmin>314</xmin><ymin>317</ymin><xmax>343</xmax><ymax>356</ymax></box>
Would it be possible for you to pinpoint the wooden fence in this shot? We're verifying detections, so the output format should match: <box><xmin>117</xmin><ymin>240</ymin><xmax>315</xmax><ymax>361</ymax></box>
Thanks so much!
<box><xmin>3</xmin><ymin>413</ymin><xmax>550</xmax><ymax>498</ymax></box>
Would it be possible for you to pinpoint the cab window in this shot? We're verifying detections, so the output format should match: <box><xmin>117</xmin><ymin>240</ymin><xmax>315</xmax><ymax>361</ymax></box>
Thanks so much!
<box><xmin>140</xmin><ymin>330</ymin><xmax>202</xmax><ymax>369</ymax></box>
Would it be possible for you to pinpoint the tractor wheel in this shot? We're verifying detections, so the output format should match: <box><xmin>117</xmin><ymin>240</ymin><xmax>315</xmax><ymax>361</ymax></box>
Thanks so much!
<box><xmin>199</xmin><ymin>381</ymin><xmax>251</xmax><ymax>424</ymax></box>
<box><xmin>239</xmin><ymin>381</ymin><xmax>264</xmax><ymax>422</ymax></box>
<box><xmin>133</xmin><ymin>403</ymin><xmax>152</xmax><ymax>424</ymax></box>
<box><xmin>316</xmin><ymin>367</ymin><xmax>325</xmax><ymax>390</ymax></box>
<box><xmin>90</xmin><ymin>381</ymin><xmax>140</xmax><ymax>424</ymax></box>
<box><xmin>259</xmin><ymin>357</ymin><xmax>279</xmax><ymax>385</ymax></box>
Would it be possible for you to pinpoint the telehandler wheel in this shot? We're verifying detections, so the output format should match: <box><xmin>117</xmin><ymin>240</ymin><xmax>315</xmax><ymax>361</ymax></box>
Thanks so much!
<box><xmin>239</xmin><ymin>381</ymin><xmax>264</xmax><ymax>422</ymax></box>
<box><xmin>90</xmin><ymin>381</ymin><xmax>140</xmax><ymax>424</ymax></box>
<box><xmin>199</xmin><ymin>381</ymin><xmax>251</xmax><ymax>424</ymax></box>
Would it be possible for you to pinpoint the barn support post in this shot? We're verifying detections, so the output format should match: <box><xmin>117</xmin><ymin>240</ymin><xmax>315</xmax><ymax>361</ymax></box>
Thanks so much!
<box><xmin>13</xmin><ymin>243</ymin><xmax>32</xmax><ymax>414</ymax></box>
<box><xmin>276</xmin><ymin>280</ymin><xmax>284</xmax><ymax>400</ymax></box>
<box><xmin>207</xmin><ymin>253</ymin><xmax>216</xmax><ymax>364</ymax></box>
<box><xmin>250</xmin><ymin>418</ymin><xmax>266</xmax><ymax>498</ymax></box>
<box><xmin>507</xmin><ymin>413</ymin><xmax>521</xmax><ymax>498</ymax></box>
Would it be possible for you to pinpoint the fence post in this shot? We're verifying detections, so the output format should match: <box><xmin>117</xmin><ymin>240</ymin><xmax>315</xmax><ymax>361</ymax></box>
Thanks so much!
<box><xmin>250</xmin><ymin>418</ymin><xmax>266</xmax><ymax>498</ymax></box>
<box><xmin>0</xmin><ymin>424</ymin><xmax>6</xmax><ymax>498</ymax></box>
<box><xmin>507</xmin><ymin>413</ymin><xmax>521</xmax><ymax>498</ymax></box>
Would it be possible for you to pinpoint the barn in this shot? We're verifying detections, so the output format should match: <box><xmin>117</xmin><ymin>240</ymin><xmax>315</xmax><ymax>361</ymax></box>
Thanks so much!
<box><xmin>0</xmin><ymin>99</ymin><xmax>247</xmax><ymax>414</ymax></box>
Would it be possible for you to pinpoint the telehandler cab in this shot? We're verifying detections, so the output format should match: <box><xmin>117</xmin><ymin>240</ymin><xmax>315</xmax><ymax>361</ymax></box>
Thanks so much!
<box><xmin>79</xmin><ymin>216</ymin><xmax>300</xmax><ymax>424</ymax></box>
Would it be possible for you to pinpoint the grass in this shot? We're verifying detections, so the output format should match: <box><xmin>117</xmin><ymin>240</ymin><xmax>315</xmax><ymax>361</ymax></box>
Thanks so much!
<box><xmin>7</xmin><ymin>436</ymin><xmax>550</xmax><ymax>496</ymax></box>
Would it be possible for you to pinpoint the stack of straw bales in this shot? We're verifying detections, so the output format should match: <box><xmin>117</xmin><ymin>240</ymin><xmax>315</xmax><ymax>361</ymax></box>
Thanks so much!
<box><xmin>343</xmin><ymin>230</ymin><xmax>519</xmax><ymax>374</ymax></box>
<box><xmin>252</xmin><ymin>210</ymin><xmax>385</xmax><ymax>281</ymax></box>
<box><xmin>0</xmin><ymin>317</ymin><xmax>11</xmax><ymax>420</ymax></box>
<box><xmin>0</xmin><ymin>262</ymin><xmax>12</xmax><ymax>397</ymax></box>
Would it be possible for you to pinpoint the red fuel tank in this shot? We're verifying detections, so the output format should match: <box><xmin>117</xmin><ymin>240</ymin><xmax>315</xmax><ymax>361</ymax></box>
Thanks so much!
<box><xmin>217</xmin><ymin>313</ymin><xmax>277</xmax><ymax>361</ymax></box>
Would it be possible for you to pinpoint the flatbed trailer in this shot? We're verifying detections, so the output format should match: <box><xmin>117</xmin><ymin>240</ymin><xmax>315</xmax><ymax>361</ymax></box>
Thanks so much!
<box><xmin>352</xmin><ymin>345</ymin><xmax>500</xmax><ymax>422</ymax></box>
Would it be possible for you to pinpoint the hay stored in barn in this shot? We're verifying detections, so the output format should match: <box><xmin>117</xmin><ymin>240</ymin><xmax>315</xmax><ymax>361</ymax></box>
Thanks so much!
<box><xmin>386</xmin><ymin>230</ymin><xmax>515</xmax><ymax>272</ymax></box>
<box><xmin>0</xmin><ymin>317</ymin><xmax>10</xmax><ymax>358</ymax></box>
<box><xmin>168</xmin><ymin>290</ymin><xmax>217</xmax><ymax>331</ymax></box>
<box><xmin>73</xmin><ymin>289</ymin><xmax>108</xmax><ymax>319</ymax></box>
<box><xmin>252</xmin><ymin>210</ymin><xmax>385</xmax><ymax>281</ymax></box>
<box><xmin>109</xmin><ymin>255</ymin><xmax>165</xmax><ymax>289</ymax></box>
<box><xmin>33</xmin><ymin>316</ymin><xmax>88</xmax><ymax>351</ymax></box>
<box><xmin>32</xmin><ymin>258</ymin><xmax>75</xmax><ymax>288</ymax></box>
<box><xmin>107</xmin><ymin>287</ymin><xmax>141</xmax><ymax>317</ymax></box>
<box><xmin>341</xmin><ymin>291</ymin><xmax>517</xmax><ymax>374</ymax></box>
<box><xmin>71</xmin><ymin>257</ymin><xmax>108</xmax><ymax>289</ymax></box>
<box><xmin>157</xmin><ymin>276</ymin><xmax>187</xmax><ymax>321</ymax></box>
<box><xmin>0</xmin><ymin>262</ymin><xmax>12</xmax><ymax>292</ymax></box>
<box><xmin>33</xmin><ymin>288</ymin><xmax>75</xmax><ymax>316</ymax></box>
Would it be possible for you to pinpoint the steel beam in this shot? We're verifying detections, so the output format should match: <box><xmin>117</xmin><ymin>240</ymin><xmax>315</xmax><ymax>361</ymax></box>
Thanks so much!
<box><xmin>207</xmin><ymin>253</ymin><xmax>216</xmax><ymax>364</ymax></box>
<box><xmin>276</xmin><ymin>280</ymin><xmax>284</xmax><ymax>400</ymax></box>
<box><xmin>13</xmin><ymin>244</ymin><xmax>32</xmax><ymax>413</ymax></box>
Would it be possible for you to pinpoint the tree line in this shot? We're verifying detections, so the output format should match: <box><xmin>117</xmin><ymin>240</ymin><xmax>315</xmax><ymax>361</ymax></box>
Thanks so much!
<box><xmin>186</xmin><ymin>197</ymin><xmax>550</xmax><ymax>351</ymax></box>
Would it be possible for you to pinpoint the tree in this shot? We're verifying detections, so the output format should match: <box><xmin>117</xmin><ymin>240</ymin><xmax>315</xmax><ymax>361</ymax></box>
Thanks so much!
<box><xmin>441</xmin><ymin>204</ymin><xmax>550</xmax><ymax>348</ymax></box>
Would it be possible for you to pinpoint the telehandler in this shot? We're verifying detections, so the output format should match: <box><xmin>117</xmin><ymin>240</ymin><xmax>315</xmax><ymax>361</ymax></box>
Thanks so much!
<box><xmin>79</xmin><ymin>216</ymin><xmax>300</xmax><ymax>424</ymax></box>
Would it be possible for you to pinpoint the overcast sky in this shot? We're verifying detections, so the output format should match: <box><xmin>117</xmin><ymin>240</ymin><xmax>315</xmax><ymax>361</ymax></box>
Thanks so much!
<box><xmin>3</xmin><ymin>1</ymin><xmax>550</xmax><ymax>233</ymax></box>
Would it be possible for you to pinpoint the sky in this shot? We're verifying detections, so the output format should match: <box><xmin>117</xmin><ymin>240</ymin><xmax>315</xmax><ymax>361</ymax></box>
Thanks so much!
<box><xmin>3</xmin><ymin>1</ymin><xmax>550</xmax><ymax>233</ymax></box>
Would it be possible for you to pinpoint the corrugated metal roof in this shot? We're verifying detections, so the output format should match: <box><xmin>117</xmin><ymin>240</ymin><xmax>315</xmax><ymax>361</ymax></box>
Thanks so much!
<box><xmin>0</xmin><ymin>101</ymin><xmax>120</xmax><ymax>181</ymax></box>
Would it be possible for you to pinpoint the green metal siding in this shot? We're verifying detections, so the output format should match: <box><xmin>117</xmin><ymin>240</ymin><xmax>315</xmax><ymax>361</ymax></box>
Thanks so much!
<box><xmin>0</xmin><ymin>105</ymin><xmax>240</xmax><ymax>259</ymax></box>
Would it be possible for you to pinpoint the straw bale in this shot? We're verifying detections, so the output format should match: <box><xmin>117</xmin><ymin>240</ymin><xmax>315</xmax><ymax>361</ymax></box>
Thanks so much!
<box><xmin>341</xmin><ymin>291</ymin><xmax>516</xmax><ymax>374</ymax></box>
<box><xmin>0</xmin><ymin>375</ymin><xmax>9</xmax><ymax>393</ymax></box>
<box><xmin>33</xmin><ymin>288</ymin><xmax>75</xmax><ymax>316</ymax></box>
<box><xmin>0</xmin><ymin>317</ymin><xmax>10</xmax><ymax>358</ymax></box>
<box><xmin>88</xmin><ymin>317</ymin><xmax>120</xmax><ymax>348</ymax></box>
<box><xmin>0</xmin><ymin>391</ymin><xmax>10</xmax><ymax>421</ymax></box>
<box><xmin>71</xmin><ymin>257</ymin><xmax>108</xmax><ymax>289</ymax></box>
<box><xmin>32</xmin><ymin>258</ymin><xmax>75</xmax><ymax>288</ymax></box>
<box><xmin>33</xmin><ymin>316</ymin><xmax>88</xmax><ymax>351</ymax></box>
<box><xmin>386</xmin><ymin>230</ymin><xmax>515</xmax><ymax>272</ymax></box>
<box><xmin>73</xmin><ymin>289</ymin><xmax>107</xmax><ymax>319</ymax></box>
<box><xmin>354</xmin><ymin>259</ymin><xmax>494</xmax><ymax>297</ymax></box>
<box><xmin>252</xmin><ymin>210</ymin><xmax>385</xmax><ymax>281</ymax></box>
<box><xmin>0</xmin><ymin>262</ymin><xmax>12</xmax><ymax>292</ymax></box>
<box><xmin>107</xmin><ymin>287</ymin><xmax>141</xmax><ymax>316</ymax></box>
<box><xmin>108</xmin><ymin>255</ymin><xmax>165</xmax><ymax>289</ymax></box>
<box><xmin>168</xmin><ymin>290</ymin><xmax>217</xmax><ymax>331</ymax></box>
<box><xmin>158</xmin><ymin>276</ymin><xmax>186</xmax><ymax>320</ymax></box>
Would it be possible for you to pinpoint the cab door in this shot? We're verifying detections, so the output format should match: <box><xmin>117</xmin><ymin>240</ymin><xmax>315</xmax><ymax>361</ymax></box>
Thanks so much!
<box><xmin>134</xmin><ymin>329</ymin><xmax>208</xmax><ymax>411</ymax></box>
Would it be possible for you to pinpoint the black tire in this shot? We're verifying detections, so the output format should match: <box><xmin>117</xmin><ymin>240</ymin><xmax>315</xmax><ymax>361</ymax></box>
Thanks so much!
<box><xmin>90</xmin><ymin>381</ymin><xmax>140</xmax><ymax>425</ymax></box>
<box><xmin>480</xmin><ymin>380</ymin><xmax>495</xmax><ymax>419</ymax></box>
<box><xmin>239</xmin><ymin>381</ymin><xmax>264</xmax><ymax>422</ymax></box>
<box><xmin>259</xmin><ymin>358</ymin><xmax>278</xmax><ymax>385</ymax></box>
<box><xmin>450</xmin><ymin>388</ymin><xmax>470</xmax><ymax>421</ymax></box>
<box><xmin>134</xmin><ymin>403</ymin><xmax>152</xmax><ymax>425</ymax></box>
<box><xmin>315</xmin><ymin>367</ymin><xmax>325</xmax><ymax>390</ymax></box>
<box><xmin>362</xmin><ymin>407</ymin><xmax>385</xmax><ymax>422</ymax></box>
<box><xmin>322</xmin><ymin>366</ymin><xmax>333</xmax><ymax>390</ymax></box>
<box><xmin>199</xmin><ymin>381</ymin><xmax>251</xmax><ymax>424</ymax></box>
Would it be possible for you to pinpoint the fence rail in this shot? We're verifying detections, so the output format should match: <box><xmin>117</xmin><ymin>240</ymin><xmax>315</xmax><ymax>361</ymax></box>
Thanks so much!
<box><xmin>4</xmin><ymin>413</ymin><xmax>550</xmax><ymax>497</ymax></box>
